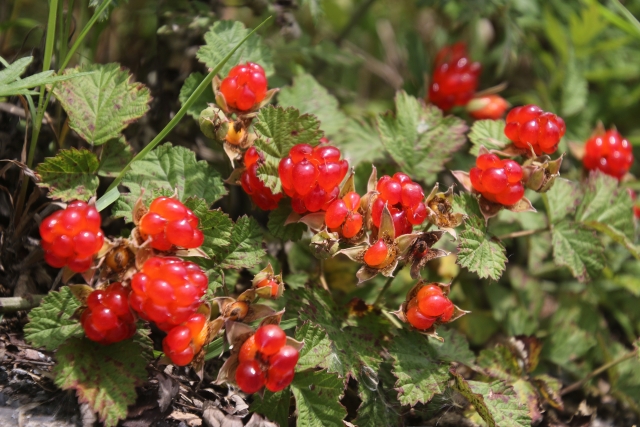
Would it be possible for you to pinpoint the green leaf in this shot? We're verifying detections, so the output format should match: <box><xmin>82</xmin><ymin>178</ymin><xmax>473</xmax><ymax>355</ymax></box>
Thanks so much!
<box><xmin>551</xmin><ymin>221</ymin><xmax>605</xmax><ymax>282</ymax></box>
<box><xmin>295</xmin><ymin>321</ymin><xmax>333</xmax><ymax>371</ymax></box>
<box><xmin>291</xmin><ymin>370</ymin><xmax>347</xmax><ymax>427</ymax></box>
<box><xmin>0</xmin><ymin>56</ymin><xmax>32</xmax><ymax>85</ymax></box>
<box><xmin>216</xmin><ymin>215</ymin><xmax>265</xmax><ymax>270</ymax></box>
<box><xmin>376</xmin><ymin>91</ymin><xmax>467</xmax><ymax>183</ymax></box>
<box><xmin>113</xmin><ymin>143</ymin><xmax>227</xmax><ymax>222</ymax></box>
<box><xmin>24</xmin><ymin>287</ymin><xmax>83</xmax><ymax>350</ymax></box>
<box><xmin>196</xmin><ymin>21</ymin><xmax>274</xmax><ymax>77</ymax></box>
<box><xmin>36</xmin><ymin>148</ymin><xmax>100</xmax><ymax>201</ymax></box>
<box><xmin>453</xmin><ymin>376</ymin><xmax>531</xmax><ymax>427</ymax></box>
<box><xmin>561</xmin><ymin>54</ymin><xmax>588</xmax><ymax>117</ymax></box>
<box><xmin>468</xmin><ymin>119</ymin><xmax>511</xmax><ymax>156</ymax></box>
<box><xmin>53</xmin><ymin>337</ymin><xmax>149</xmax><ymax>427</ymax></box>
<box><xmin>353</xmin><ymin>381</ymin><xmax>401</xmax><ymax>427</ymax></box>
<box><xmin>332</xmin><ymin>118</ymin><xmax>386</xmax><ymax>166</ymax></box>
<box><xmin>545</xmin><ymin>178</ymin><xmax>581</xmax><ymax>223</ymax></box>
<box><xmin>52</xmin><ymin>63</ymin><xmax>151</xmax><ymax>146</ymax></box>
<box><xmin>249</xmin><ymin>389</ymin><xmax>291</xmax><ymax>427</ymax></box>
<box><xmin>388</xmin><ymin>329</ymin><xmax>451</xmax><ymax>406</ymax></box>
<box><xmin>430</xmin><ymin>328</ymin><xmax>476</xmax><ymax>365</ymax></box>
<box><xmin>277</xmin><ymin>73</ymin><xmax>347</xmax><ymax>138</ymax></box>
<box><xmin>179</xmin><ymin>72</ymin><xmax>216</xmax><ymax>119</ymax></box>
<box><xmin>98</xmin><ymin>137</ymin><xmax>133</xmax><ymax>178</ymax></box>
<box><xmin>458</xmin><ymin>226</ymin><xmax>508</xmax><ymax>281</ymax></box>
<box><xmin>542</xmin><ymin>323</ymin><xmax>597</xmax><ymax>368</ymax></box>
<box><xmin>183</xmin><ymin>198</ymin><xmax>234</xmax><ymax>259</ymax></box>
<box><xmin>268</xmin><ymin>199</ymin><xmax>307</xmax><ymax>241</ymax></box>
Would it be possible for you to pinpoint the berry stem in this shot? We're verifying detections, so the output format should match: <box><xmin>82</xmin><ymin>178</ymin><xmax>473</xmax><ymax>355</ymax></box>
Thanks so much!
<box><xmin>560</xmin><ymin>347</ymin><xmax>638</xmax><ymax>396</ymax></box>
<box><xmin>496</xmin><ymin>227</ymin><xmax>548</xmax><ymax>240</ymax></box>
<box><xmin>0</xmin><ymin>295</ymin><xmax>44</xmax><ymax>314</ymax></box>
<box><xmin>374</xmin><ymin>274</ymin><xmax>397</xmax><ymax>306</ymax></box>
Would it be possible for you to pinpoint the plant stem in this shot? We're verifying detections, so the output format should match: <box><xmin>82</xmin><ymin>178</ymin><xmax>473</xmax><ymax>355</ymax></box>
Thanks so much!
<box><xmin>318</xmin><ymin>259</ymin><xmax>329</xmax><ymax>291</ymax></box>
<box><xmin>335</xmin><ymin>0</ymin><xmax>377</xmax><ymax>45</ymax></box>
<box><xmin>0</xmin><ymin>295</ymin><xmax>44</xmax><ymax>314</ymax></box>
<box><xmin>496</xmin><ymin>227</ymin><xmax>548</xmax><ymax>240</ymax></box>
<box><xmin>560</xmin><ymin>347</ymin><xmax>638</xmax><ymax>395</ymax></box>
<box><xmin>374</xmin><ymin>274</ymin><xmax>397</xmax><ymax>306</ymax></box>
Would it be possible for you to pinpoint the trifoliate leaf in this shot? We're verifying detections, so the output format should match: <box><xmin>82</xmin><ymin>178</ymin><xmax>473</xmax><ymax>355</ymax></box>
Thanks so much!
<box><xmin>453</xmin><ymin>376</ymin><xmax>531</xmax><ymax>427</ymax></box>
<box><xmin>113</xmin><ymin>143</ymin><xmax>227</xmax><ymax>222</ymax></box>
<box><xmin>278</xmin><ymin>73</ymin><xmax>347</xmax><ymax>138</ymax></box>
<box><xmin>249</xmin><ymin>389</ymin><xmax>291</xmax><ymax>427</ymax></box>
<box><xmin>388</xmin><ymin>329</ymin><xmax>450</xmax><ymax>406</ymax></box>
<box><xmin>216</xmin><ymin>215</ymin><xmax>264</xmax><ymax>270</ymax></box>
<box><xmin>98</xmin><ymin>137</ymin><xmax>133</xmax><ymax>178</ymax></box>
<box><xmin>376</xmin><ymin>91</ymin><xmax>467</xmax><ymax>183</ymax></box>
<box><xmin>179</xmin><ymin>72</ymin><xmax>216</xmax><ymax>120</ymax></box>
<box><xmin>24</xmin><ymin>287</ymin><xmax>83</xmax><ymax>350</ymax></box>
<box><xmin>36</xmin><ymin>148</ymin><xmax>99</xmax><ymax>201</ymax></box>
<box><xmin>551</xmin><ymin>221</ymin><xmax>605</xmax><ymax>282</ymax></box>
<box><xmin>53</xmin><ymin>337</ymin><xmax>149</xmax><ymax>427</ymax></box>
<box><xmin>52</xmin><ymin>63</ymin><xmax>151</xmax><ymax>146</ymax></box>
<box><xmin>291</xmin><ymin>370</ymin><xmax>347</xmax><ymax>427</ymax></box>
<box><xmin>183</xmin><ymin>197</ymin><xmax>233</xmax><ymax>258</ymax></box>
<box><xmin>545</xmin><ymin>178</ymin><xmax>581</xmax><ymax>224</ymax></box>
<box><xmin>268</xmin><ymin>199</ymin><xmax>307</xmax><ymax>241</ymax></box>
<box><xmin>196</xmin><ymin>21</ymin><xmax>274</xmax><ymax>77</ymax></box>
<box><xmin>468</xmin><ymin>119</ymin><xmax>511</xmax><ymax>156</ymax></box>
<box><xmin>458</xmin><ymin>226</ymin><xmax>507</xmax><ymax>281</ymax></box>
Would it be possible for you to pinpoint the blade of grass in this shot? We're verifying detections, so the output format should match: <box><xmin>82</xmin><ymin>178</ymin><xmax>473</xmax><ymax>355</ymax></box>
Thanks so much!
<box><xmin>96</xmin><ymin>16</ymin><xmax>273</xmax><ymax>212</ymax></box>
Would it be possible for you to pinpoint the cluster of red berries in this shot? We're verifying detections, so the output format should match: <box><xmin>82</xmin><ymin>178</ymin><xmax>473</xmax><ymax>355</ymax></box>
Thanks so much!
<box><xmin>81</xmin><ymin>283</ymin><xmax>136</xmax><ymax>345</ymax></box>
<box><xmin>278</xmin><ymin>144</ymin><xmax>349</xmax><ymax>214</ymax></box>
<box><xmin>139</xmin><ymin>197</ymin><xmax>204</xmax><ymax>251</ymax></box>
<box><xmin>372</xmin><ymin>173</ymin><xmax>426</xmax><ymax>236</ymax></box>
<box><xmin>325</xmin><ymin>191</ymin><xmax>363</xmax><ymax>238</ymax></box>
<box><xmin>219</xmin><ymin>62</ymin><xmax>267</xmax><ymax>112</ymax></box>
<box><xmin>241</xmin><ymin>147</ymin><xmax>283</xmax><ymax>210</ymax></box>
<box><xmin>235</xmin><ymin>325</ymin><xmax>299</xmax><ymax>393</ymax></box>
<box><xmin>256</xmin><ymin>278</ymin><xmax>279</xmax><ymax>297</ymax></box>
<box><xmin>40</xmin><ymin>201</ymin><xmax>104</xmax><ymax>273</ymax></box>
<box><xmin>467</xmin><ymin>95</ymin><xmax>509</xmax><ymax>120</ymax></box>
<box><xmin>583</xmin><ymin>129</ymin><xmax>633</xmax><ymax>179</ymax></box>
<box><xmin>405</xmin><ymin>284</ymin><xmax>454</xmax><ymax>330</ymax></box>
<box><xmin>162</xmin><ymin>312</ymin><xmax>207</xmax><ymax>366</ymax></box>
<box><xmin>504</xmin><ymin>105</ymin><xmax>566</xmax><ymax>155</ymax></box>
<box><xmin>129</xmin><ymin>256</ymin><xmax>208</xmax><ymax>333</ymax></box>
<box><xmin>428</xmin><ymin>43</ymin><xmax>481</xmax><ymax>111</ymax></box>
<box><xmin>470</xmin><ymin>153</ymin><xmax>525</xmax><ymax>206</ymax></box>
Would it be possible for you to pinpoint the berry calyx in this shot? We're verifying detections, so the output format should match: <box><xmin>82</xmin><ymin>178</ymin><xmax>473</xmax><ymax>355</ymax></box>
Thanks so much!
<box><xmin>219</xmin><ymin>62</ymin><xmax>267</xmax><ymax>112</ymax></box>
<box><xmin>504</xmin><ymin>105</ymin><xmax>565</xmax><ymax>155</ymax></box>
<box><xmin>467</xmin><ymin>95</ymin><xmax>509</xmax><ymax>120</ymax></box>
<box><xmin>162</xmin><ymin>312</ymin><xmax>207</xmax><ymax>366</ymax></box>
<box><xmin>256</xmin><ymin>278</ymin><xmax>279</xmax><ymax>297</ymax></box>
<box><xmin>470</xmin><ymin>154</ymin><xmax>525</xmax><ymax>206</ymax></box>
<box><xmin>583</xmin><ymin>129</ymin><xmax>633</xmax><ymax>179</ymax></box>
<box><xmin>240</xmin><ymin>147</ymin><xmax>283</xmax><ymax>211</ymax></box>
<box><xmin>40</xmin><ymin>201</ymin><xmax>104</xmax><ymax>273</ymax></box>
<box><xmin>428</xmin><ymin>43</ymin><xmax>481</xmax><ymax>111</ymax></box>
<box><xmin>139</xmin><ymin>197</ymin><xmax>204</xmax><ymax>251</ymax></box>
<box><xmin>364</xmin><ymin>239</ymin><xmax>389</xmax><ymax>267</ymax></box>
<box><xmin>81</xmin><ymin>283</ymin><xmax>136</xmax><ymax>345</ymax></box>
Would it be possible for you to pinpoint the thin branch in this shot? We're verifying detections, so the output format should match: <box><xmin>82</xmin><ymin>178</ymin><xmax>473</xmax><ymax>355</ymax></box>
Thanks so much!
<box><xmin>374</xmin><ymin>274</ymin><xmax>397</xmax><ymax>306</ymax></box>
<box><xmin>496</xmin><ymin>227</ymin><xmax>548</xmax><ymax>240</ymax></box>
<box><xmin>0</xmin><ymin>295</ymin><xmax>44</xmax><ymax>314</ymax></box>
<box><xmin>560</xmin><ymin>347</ymin><xmax>638</xmax><ymax>395</ymax></box>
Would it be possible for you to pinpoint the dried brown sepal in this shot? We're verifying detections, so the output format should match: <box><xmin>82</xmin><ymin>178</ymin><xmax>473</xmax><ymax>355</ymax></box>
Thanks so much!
<box><xmin>223</xmin><ymin>142</ymin><xmax>242</xmax><ymax>169</ymax></box>
<box><xmin>284</xmin><ymin>336</ymin><xmax>304</xmax><ymax>352</ymax></box>
<box><xmin>378</xmin><ymin>203</ymin><xmax>396</xmax><ymax>241</ymax></box>
<box><xmin>490</xmin><ymin>144</ymin><xmax>530</xmax><ymax>158</ymax></box>
<box><xmin>224</xmin><ymin>166</ymin><xmax>246</xmax><ymax>186</ymax></box>
<box><xmin>507</xmin><ymin>335</ymin><xmax>542</xmax><ymax>374</ymax></box>
<box><xmin>534</xmin><ymin>377</ymin><xmax>564</xmax><ymax>410</ymax></box>
<box><xmin>367</xmin><ymin>165</ymin><xmax>378</xmax><ymax>193</ymax></box>
<box><xmin>102</xmin><ymin>239</ymin><xmax>135</xmax><ymax>279</ymax></box>
<box><xmin>134</xmin><ymin>243</ymin><xmax>154</xmax><ymax>270</ymax></box>
<box><xmin>299</xmin><ymin>212</ymin><xmax>326</xmax><ymax>231</ymax></box>
<box><xmin>425</xmin><ymin>184</ymin><xmax>466</xmax><ymax>237</ymax></box>
<box><xmin>506</xmin><ymin>197</ymin><xmax>536</xmax><ymax>213</ymax></box>
<box><xmin>215</xmin><ymin>353</ymin><xmax>239</xmax><ymax>385</ymax></box>
<box><xmin>174</xmin><ymin>247</ymin><xmax>210</xmax><ymax>259</ymax></box>
<box><xmin>258</xmin><ymin>309</ymin><xmax>285</xmax><ymax>327</ymax></box>
<box><xmin>68</xmin><ymin>284</ymin><xmax>94</xmax><ymax>305</ymax></box>
<box><xmin>406</xmin><ymin>231</ymin><xmax>450</xmax><ymax>279</ymax></box>
<box><xmin>237</xmin><ymin>289</ymin><xmax>257</xmax><ymax>303</ymax></box>
<box><xmin>451</xmin><ymin>170</ymin><xmax>472</xmax><ymax>193</ymax></box>
<box><xmin>310</xmin><ymin>230</ymin><xmax>341</xmax><ymax>260</ymax></box>
<box><xmin>284</xmin><ymin>210</ymin><xmax>303</xmax><ymax>226</ymax></box>
<box><xmin>225</xmin><ymin>320</ymin><xmax>255</xmax><ymax>352</ymax></box>
<box><xmin>338</xmin><ymin>170</ymin><xmax>356</xmax><ymax>198</ymax></box>
<box><xmin>477</xmin><ymin>195</ymin><xmax>504</xmax><ymax>221</ymax></box>
<box><xmin>132</xmin><ymin>190</ymin><xmax>148</xmax><ymax>227</ymax></box>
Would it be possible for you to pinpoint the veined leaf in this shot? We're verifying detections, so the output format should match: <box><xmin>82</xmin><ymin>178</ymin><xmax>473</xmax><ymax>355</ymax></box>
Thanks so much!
<box><xmin>291</xmin><ymin>370</ymin><xmax>347</xmax><ymax>427</ymax></box>
<box><xmin>36</xmin><ymin>148</ymin><xmax>100</xmax><ymax>201</ymax></box>
<box><xmin>268</xmin><ymin>199</ymin><xmax>307</xmax><ymax>241</ymax></box>
<box><xmin>249</xmin><ymin>390</ymin><xmax>291</xmax><ymax>427</ymax></box>
<box><xmin>551</xmin><ymin>221</ymin><xmax>605</xmax><ymax>282</ymax></box>
<box><xmin>178</xmin><ymin>72</ymin><xmax>216</xmax><ymax>120</ymax></box>
<box><xmin>468</xmin><ymin>119</ymin><xmax>511</xmax><ymax>156</ymax></box>
<box><xmin>98</xmin><ymin>137</ymin><xmax>133</xmax><ymax>178</ymax></box>
<box><xmin>24</xmin><ymin>287</ymin><xmax>83</xmax><ymax>350</ymax></box>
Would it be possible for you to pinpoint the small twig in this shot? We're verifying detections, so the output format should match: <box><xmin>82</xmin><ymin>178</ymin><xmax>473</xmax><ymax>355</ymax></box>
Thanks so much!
<box><xmin>374</xmin><ymin>274</ymin><xmax>397</xmax><ymax>306</ymax></box>
<box><xmin>318</xmin><ymin>259</ymin><xmax>330</xmax><ymax>292</ymax></box>
<box><xmin>560</xmin><ymin>347</ymin><xmax>638</xmax><ymax>395</ymax></box>
<box><xmin>496</xmin><ymin>227</ymin><xmax>548</xmax><ymax>240</ymax></box>
<box><xmin>0</xmin><ymin>295</ymin><xmax>44</xmax><ymax>314</ymax></box>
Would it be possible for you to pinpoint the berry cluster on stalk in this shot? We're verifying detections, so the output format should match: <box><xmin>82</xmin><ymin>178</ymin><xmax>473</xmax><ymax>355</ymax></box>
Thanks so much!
<box><xmin>139</xmin><ymin>197</ymin><xmax>204</xmax><ymax>251</ymax></box>
<box><xmin>278</xmin><ymin>144</ymin><xmax>349</xmax><ymax>214</ymax></box>
<box><xmin>470</xmin><ymin>153</ymin><xmax>524</xmax><ymax>206</ymax></box>
<box><xmin>219</xmin><ymin>62</ymin><xmax>267</xmax><ymax>112</ymax></box>
<box><xmin>372</xmin><ymin>173</ymin><xmax>427</xmax><ymax>236</ymax></box>
<box><xmin>81</xmin><ymin>283</ymin><xmax>136</xmax><ymax>344</ymax></box>
<box><xmin>428</xmin><ymin>42</ymin><xmax>481</xmax><ymax>111</ymax></box>
<box><xmin>583</xmin><ymin>129</ymin><xmax>633</xmax><ymax>179</ymax></box>
<box><xmin>40</xmin><ymin>201</ymin><xmax>104</xmax><ymax>273</ymax></box>
<box><xmin>235</xmin><ymin>325</ymin><xmax>299</xmax><ymax>393</ymax></box>
<box><xmin>241</xmin><ymin>147</ymin><xmax>283</xmax><ymax>210</ymax></box>
<box><xmin>325</xmin><ymin>191</ymin><xmax>364</xmax><ymax>239</ymax></box>
<box><xmin>504</xmin><ymin>105</ymin><xmax>566</xmax><ymax>155</ymax></box>
<box><xmin>406</xmin><ymin>284</ymin><xmax>454</xmax><ymax>330</ymax></box>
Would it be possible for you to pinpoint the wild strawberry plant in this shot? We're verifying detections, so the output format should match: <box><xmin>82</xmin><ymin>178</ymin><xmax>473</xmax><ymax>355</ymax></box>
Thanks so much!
<box><xmin>3</xmin><ymin>1</ymin><xmax>640</xmax><ymax>426</ymax></box>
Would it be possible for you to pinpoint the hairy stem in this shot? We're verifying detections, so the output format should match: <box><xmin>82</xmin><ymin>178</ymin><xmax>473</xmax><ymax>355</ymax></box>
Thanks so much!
<box><xmin>560</xmin><ymin>347</ymin><xmax>638</xmax><ymax>395</ymax></box>
<box><xmin>0</xmin><ymin>295</ymin><xmax>44</xmax><ymax>314</ymax></box>
<box><xmin>374</xmin><ymin>274</ymin><xmax>397</xmax><ymax>306</ymax></box>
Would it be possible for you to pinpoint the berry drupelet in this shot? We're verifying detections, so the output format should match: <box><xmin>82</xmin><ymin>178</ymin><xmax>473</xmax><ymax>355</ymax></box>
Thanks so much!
<box><xmin>241</xmin><ymin>147</ymin><xmax>283</xmax><ymax>210</ymax></box>
<box><xmin>583</xmin><ymin>129</ymin><xmax>633</xmax><ymax>179</ymax></box>
<box><xmin>81</xmin><ymin>283</ymin><xmax>136</xmax><ymax>344</ymax></box>
<box><xmin>324</xmin><ymin>191</ymin><xmax>364</xmax><ymax>238</ymax></box>
<box><xmin>428</xmin><ymin>42</ymin><xmax>481</xmax><ymax>111</ymax></box>
<box><xmin>371</xmin><ymin>173</ymin><xmax>427</xmax><ymax>236</ymax></box>
<box><xmin>504</xmin><ymin>105</ymin><xmax>565</xmax><ymax>155</ymax></box>
<box><xmin>219</xmin><ymin>62</ymin><xmax>267</xmax><ymax>112</ymax></box>
<box><xmin>405</xmin><ymin>284</ymin><xmax>454</xmax><ymax>330</ymax></box>
<box><xmin>469</xmin><ymin>153</ymin><xmax>525</xmax><ymax>206</ymax></box>
<box><xmin>139</xmin><ymin>197</ymin><xmax>204</xmax><ymax>251</ymax></box>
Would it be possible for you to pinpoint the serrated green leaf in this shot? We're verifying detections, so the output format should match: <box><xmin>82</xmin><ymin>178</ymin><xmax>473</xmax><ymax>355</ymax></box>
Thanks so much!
<box><xmin>277</xmin><ymin>73</ymin><xmax>347</xmax><ymax>138</ymax></box>
<box><xmin>216</xmin><ymin>215</ymin><xmax>264</xmax><ymax>269</ymax></box>
<box><xmin>376</xmin><ymin>91</ymin><xmax>467</xmax><ymax>183</ymax></box>
<box><xmin>24</xmin><ymin>287</ymin><xmax>83</xmax><ymax>350</ymax></box>
<box><xmin>332</xmin><ymin>118</ymin><xmax>385</xmax><ymax>166</ymax></box>
<box><xmin>430</xmin><ymin>328</ymin><xmax>476</xmax><ymax>365</ymax></box>
<box><xmin>196</xmin><ymin>21</ymin><xmax>274</xmax><ymax>77</ymax></box>
<box><xmin>0</xmin><ymin>56</ymin><xmax>32</xmax><ymax>85</ymax></box>
<box><xmin>468</xmin><ymin>119</ymin><xmax>511</xmax><ymax>156</ymax></box>
<box><xmin>551</xmin><ymin>221</ymin><xmax>605</xmax><ymax>282</ymax></box>
<box><xmin>249</xmin><ymin>389</ymin><xmax>291</xmax><ymax>427</ymax></box>
<box><xmin>183</xmin><ymin>197</ymin><xmax>233</xmax><ymax>259</ymax></box>
<box><xmin>545</xmin><ymin>178</ymin><xmax>581</xmax><ymax>223</ymax></box>
<box><xmin>477</xmin><ymin>344</ymin><xmax>522</xmax><ymax>381</ymax></box>
<box><xmin>353</xmin><ymin>381</ymin><xmax>401</xmax><ymax>427</ymax></box>
<box><xmin>53</xmin><ymin>337</ymin><xmax>149</xmax><ymax>427</ymax></box>
<box><xmin>512</xmin><ymin>379</ymin><xmax>543</xmax><ymax>424</ymax></box>
<box><xmin>36</xmin><ymin>148</ymin><xmax>99</xmax><ymax>201</ymax></box>
<box><xmin>542</xmin><ymin>323</ymin><xmax>596</xmax><ymax>368</ymax></box>
<box><xmin>113</xmin><ymin>143</ymin><xmax>227</xmax><ymax>222</ymax></box>
<box><xmin>454</xmin><ymin>376</ymin><xmax>531</xmax><ymax>427</ymax></box>
<box><xmin>52</xmin><ymin>63</ymin><xmax>151</xmax><ymax>146</ymax></box>
<box><xmin>457</xmin><ymin>227</ymin><xmax>507</xmax><ymax>281</ymax></box>
<box><xmin>98</xmin><ymin>137</ymin><xmax>133</xmax><ymax>178</ymax></box>
<box><xmin>562</xmin><ymin>54</ymin><xmax>588</xmax><ymax>117</ymax></box>
<box><xmin>295</xmin><ymin>321</ymin><xmax>333</xmax><ymax>371</ymax></box>
<box><xmin>268</xmin><ymin>199</ymin><xmax>307</xmax><ymax>241</ymax></box>
<box><xmin>388</xmin><ymin>329</ymin><xmax>450</xmax><ymax>406</ymax></box>
<box><xmin>179</xmin><ymin>72</ymin><xmax>216</xmax><ymax>120</ymax></box>
<box><xmin>291</xmin><ymin>370</ymin><xmax>347</xmax><ymax>427</ymax></box>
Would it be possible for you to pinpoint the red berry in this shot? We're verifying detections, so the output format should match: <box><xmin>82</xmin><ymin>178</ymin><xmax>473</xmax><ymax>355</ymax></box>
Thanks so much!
<box><xmin>501</xmin><ymin>160</ymin><xmax>523</xmax><ymax>183</ymax></box>
<box><xmin>240</xmin><ymin>157</ymin><xmax>283</xmax><ymax>211</ymax></box>
<box><xmin>406</xmin><ymin>299</ymin><xmax>436</xmax><ymax>330</ymax></box>
<box><xmin>236</xmin><ymin>360</ymin><xmax>266</xmax><ymax>393</ymax></box>
<box><xmin>467</xmin><ymin>95</ymin><xmax>509</xmax><ymax>120</ymax></box>
<box><xmin>428</xmin><ymin>43</ymin><xmax>481</xmax><ymax>111</ymax></box>
<box><xmin>364</xmin><ymin>239</ymin><xmax>388</xmax><ymax>267</ymax></box>
<box><xmin>342</xmin><ymin>213</ymin><xmax>363</xmax><ymax>238</ymax></box>
<box><xmin>495</xmin><ymin>182</ymin><xmax>525</xmax><ymax>206</ymax></box>
<box><xmin>254</xmin><ymin>325</ymin><xmax>287</xmax><ymax>356</ymax></box>
<box><xmin>504</xmin><ymin>105</ymin><xmax>565</xmax><ymax>155</ymax></box>
<box><xmin>343</xmin><ymin>192</ymin><xmax>361</xmax><ymax>211</ymax></box>
<box><xmin>481</xmin><ymin>168</ymin><xmax>509</xmax><ymax>194</ymax></box>
<box><xmin>418</xmin><ymin>294</ymin><xmax>452</xmax><ymax>317</ymax></box>
<box><xmin>163</xmin><ymin>312</ymin><xmax>207</xmax><ymax>366</ymax></box>
<box><xmin>371</xmin><ymin>197</ymin><xmax>385</xmax><ymax>228</ymax></box>
<box><xmin>406</xmin><ymin>202</ymin><xmax>427</xmax><ymax>225</ymax></box>
<box><xmin>583</xmin><ymin>129</ymin><xmax>633</xmax><ymax>179</ymax></box>
<box><xmin>390</xmin><ymin>207</ymin><xmax>412</xmax><ymax>237</ymax></box>
<box><xmin>393</xmin><ymin>172</ymin><xmax>412</xmax><ymax>185</ymax></box>
<box><xmin>439</xmin><ymin>302</ymin><xmax>455</xmax><ymax>322</ymax></box>
<box><xmin>265</xmin><ymin>367</ymin><xmax>295</xmax><ymax>392</ymax></box>
<box><xmin>244</xmin><ymin>147</ymin><xmax>261</xmax><ymax>167</ymax></box>
<box><xmin>469</xmin><ymin>167</ymin><xmax>486</xmax><ymax>193</ymax></box>
<box><xmin>476</xmin><ymin>153</ymin><xmax>501</xmax><ymax>170</ymax></box>
<box><xmin>239</xmin><ymin>335</ymin><xmax>259</xmax><ymax>362</ymax></box>
<box><xmin>303</xmin><ymin>184</ymin><xmax>327</xmax><ymax>212</ymax></box>
<box><xmin>313</xmin><ymin>145</ymin><xmax>341</xmax><ymax>163</ymax></box>
<box><xmin>289</xmin><ymin>144</ymin><xmax>314</xmax><ymax>163</ymax></box>
<box><xmin>325</xmin><ymin>199</ymin><xmax>349</xmax><ymax>228</ymax></box>
<box><xmin>165</xmin><ymin>326</ymin><xmax>192</xmax><ymax>352</ymax></box>
<box><xmin>292</xmin><ymin>160</ymin><xmax>318</xmax><ymax>197</ymax></box>
<box><xmin>416</xmin><ymin>284</ymin><xmax>443</xmax><ymax>301</ymax></box>
<box><xmin>220</xmin><ymin>62</ymin><xmax>267</xmax><ymax>112</ymax></box>
<box><xmin>140</xmin><ymin>197</ymin><xmax>206</xmax><ymax>249</ymax></box>
<box><xmin>378</xmin><ymin>176</ymin><xmax>402</xmax><ymax>205</ymax></box>
<box><xmin>81</xmin><ymin>283</ymin><xmax>136</xmax><ymax>345</ymax></box>
<box><xmin>269</xmin><ymin>345</ymin><xmax>299</xmax><ymax>374</ymax></box>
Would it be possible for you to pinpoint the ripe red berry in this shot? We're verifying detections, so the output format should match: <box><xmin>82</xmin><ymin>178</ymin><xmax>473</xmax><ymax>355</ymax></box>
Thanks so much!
<box><xmin>40</xmin><ymin>201</ymin><xmax>104</xmax><ymax>273</ymax></box>
<box><xmin>470</xmin><ymin>155</ymin><xmax>525</xmax><ymax>206</ymax></box>
<box><xmin>139</xmin><ymin>197</ymin><xmax>204</xmax><ymax>250</ymax></box>
<box><xmin>81</xmin><ymin>283</ymin><xmax>136</xmax><ymax>345</ymax></box>
<box><xmin>364</xmin><ymin>239</ymin><xmax>389</xmax><ymax>267</ymax></box>
<box><xmin>372</xmin><ymin>174</ymin><xmax>426</xmax><ymax>235</ymax></box>
<box><xmin>236</xmin><ymin>360</ymin><xmax>266</xmax><ymax>393</ymax></box>
<box><xmin>256</xmin><ymin>278</ymin><xmax>279</xmax><ymax>297</ymax></box>
<box><xmin>163</xmin><ymin>312</ymin><xmax>207</xmax><ymax>366</ymax></box>
<box><xmin>265</xmin><ymin>367</ymin><xmax>295</xmax><ymax>392</ymax></box>
<box><xmin>406</xmin><ymin>299</ymin><xmax>436</xmax><ymax>330</ymax></box>
<box><xmin>467</xmin><ymin>95</ymin><xmax>509</xmax><ymax>120</ymax></box>
<box><xmin>239</xmin><ymin>335</ymin><xmax>260</xmax><ymax>363</ymax></box>
<box><xmin>269</xmin><ymin>345</ymin><xmax>300</xmax><ymax>374</ymax></box>
<box><xmin>416</xmin><ymin>284</ymin><xmax>443</xmax><ymax>300</ymax></box>
<box><xmin>219</xmin><ymin>62</ymin><xmax>267</xmax><ymax>112</ymax></box>
<box><xmin>129</xmin><ymin>257</ymin><xmax>207</xmax><ymax>331</ymax></box>
<box><xmin>418</xmin><ymin>294</ymin><xmax>453</xmax><ymax>318</ymax></box>
<box><xmin>583</xmin><ymin>129</ymin><xmax>633</xmax><ymax>179</ymax></box>
<box><xmin>428</xmin><ymin>43</ymin><xmax>481</xmax><ymax>111</ymax></box>
<box><xmin>254</xmin><ymin>325</ymin><xmax>287</xmax><ymax>356</ymax></box>
<box><xmin>504</xmin><ymin>105</ymin><xmax>565</xmax><ymax>155</ymax></box>
<box><xmin>240</xmin><ymin>148</ymin><xmax>283</xmax><ymax>210</ymax></box>
<box><xmin>324</xmin><ymin>192</ymin><xmax>363</xmax><ymax>238</ymax></box>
